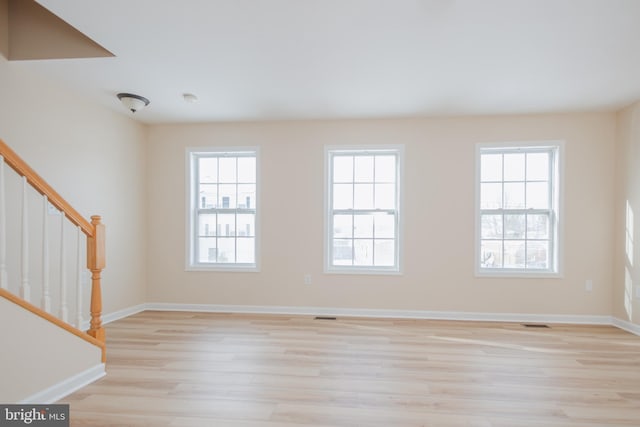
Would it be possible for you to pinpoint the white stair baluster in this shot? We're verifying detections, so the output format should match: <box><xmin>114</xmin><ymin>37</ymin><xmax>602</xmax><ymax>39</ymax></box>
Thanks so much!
<box><xmin>75</xmin><ymin>226</ymin><xmax>83</xmax><ymax>329</ymax></box>
<box><xmin>20</xmin><ymin>176</ymin><xmax>30</xmax><ymax>301</ymax></box>
<box><xmin>41</xmin><ymin>195</ymin><xmax>51</xmax><ymax>312</ymax></box>
<box><xmin>59</xmin><ymin>215</ymin><xmax>68</xmax><ymax>322</ymax></box>
<box><xmin>0</xmin><ymin>156</ymin><xmax>7</xmax><ymax>290</ymax></box>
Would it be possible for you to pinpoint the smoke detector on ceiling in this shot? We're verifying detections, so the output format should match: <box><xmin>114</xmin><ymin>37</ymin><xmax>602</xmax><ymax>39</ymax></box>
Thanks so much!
<box><xmin>183</xmin><ymin>93</ymin><xmax>198</xmax><ymax>103</ymax></box>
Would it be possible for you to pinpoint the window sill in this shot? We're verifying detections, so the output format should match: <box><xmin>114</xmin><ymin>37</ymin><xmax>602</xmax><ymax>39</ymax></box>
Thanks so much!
<box><xmin>325</xmin><ymin>267</ymin><xmax>402</xmax><ymax>276</ymax></box>
<box><xmin>475</xmin><ymin>269</ymin><xmax>562</xmax><ymax>279</ymax></box>
<box><xmin>186</xmin><ymin>265</ymin><xmax>259</xmax><ymax>273</ymax></box>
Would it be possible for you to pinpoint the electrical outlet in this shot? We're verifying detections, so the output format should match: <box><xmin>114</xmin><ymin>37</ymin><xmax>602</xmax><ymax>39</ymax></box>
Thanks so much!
<box><xmin>585</xmin><ymin>279</ymin><xmax>593</xmax><ymax>292</ymax></box>
<box><xmin>304</xmin><ymin>274</ymin><xmax>312</xmax><ymax>285</ymax></box>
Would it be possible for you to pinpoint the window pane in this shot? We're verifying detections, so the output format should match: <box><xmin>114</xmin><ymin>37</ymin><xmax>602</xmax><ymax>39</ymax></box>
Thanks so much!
<box><xmin>237</xmin><ymin>214</ymin><xmax>254</xmax><ymax>237</ymax></box>
<box><xmin>526</xmin><ymin>182</ymin><xmax>549</xmax><ymax>209</ymax></box>
<box><xmin>198</xmin><ymin>237</ymin><xmax>217</xmax><ymax>263</ymax></box>
<box><xmin>237</xmin><ymin>184</ymin><xmax>256</xmax><ymax>209</ymax></box>
<box><xmin>237</xmin><ymin>238</ymin><xmax>255</xmax><ymax>263</ymax></box>
<box><xmin>219</xmin><ymin>157</ymin><xmax>237</xmax><ymax>183</ymax></box>
<box><xmin>333</xmin><ymin>239</ymin><xmax>353</xmax><ymax>265</ymax></box>
<box><xmin>328</xmin><ymin>148</ymin><xmax>401</xmax><ymax>272</ymax></box>
<box><xmin>481</xmin><ymin>240</ymin><xmax>502</xmax><ymax>268</ymax></box>
<box><xmin>354</xmin><ymin>156</ymin><xmax>374</xmax><ymax>182</ymax></box>
<box><xmin>354</xmin><ymin>183</ymin><xmax>374</xmax><ymax>209</ymax></box>
<box><xmin>374</xmin><ymin>213</ymin><xmax>395</xmax><ymax>238</ymax></box>
<box><xmin>237</xmin><ymin>157</ymin><xmax>256</xmax><ymax>183</ymax></box>
<box><xmin>526</xmin><ymin>241</ymin><xmax>548</xmax><ymax>269</ymax></box>
<box><xmin>527</xmin><ymin>214</ymin><xmax>549</xmax><ymax>239</ymax></box>
<box><xmin>504</xmin><ymin>240</ymin><xmax>525</xmax><ymax>268</ymax></box>
<box><xmin>199</xmin><ymin>158</ymin><xmax>218</xmax><ymax>183</ymax></box>
<box><xmin>481</xmin><ymin>183</ymin><xmax>502</xmax><ymax>209</ymax></box>
<box><xmin>374</xmin><ymin>240</ymin><xmax>395</xmax><ymax>266</ymax></box>
<box><xmin>333</xmin><ymin>184</ymin><xmax>353</xmax><ymax>209</ymax></box>
<box><xmin>526</xmin><ymin>152</ymin><xmax>549</xmax><ymax>181</ymax></box>
<box><xmin>375</xmin><ymin>156</ymin><xmax>396</xmax><ymax>182</ymax></box>
<box><xmin>217</xmin><ymin>238</ymin><xmax>236</xmax><ymax>263</ymax></box>
<box><xmin>198</xmin><ymin>214</ymin><xmax>216</xmax><ymax>236</ymax></box>
<box><xmin>218</xmin><ymin>184</ymin><xmax>237</xmax><ymax>209</ymax></box>
<box><xmin>504</xmin><ymin>183</ymin><xmax>525</xmax><ymax>209</ymax></box>
<box><xmin>354</xmin><ymin>239</ymin><xmax>374</xmax><ymax>265</ymax></box>
<box><xmin>504</xmin><ymin>153</ymin><xmax>525</xmax><ymax>181</ymax></box>
<box><xmin>481</xmin><ymin>154</ymin><xmax>502</xmax><ymax>182</ymax></box>
<box><xmin>354</xmin><ymin>214</ymin><xmax>374</xmax><ymax>238</ymax></box>
<box><xmin>191</xmin><ymin>151</ymin><xmax>258</xmax><ymax>268</ymax></box>
<box><xmin>504</xmin><ymin>214</ymin><xmax>525</xmax><ymax>239</ymax></box>
<box><xmin>333</xmin><ymin>156</ymin><xmax>353</xmax><ymax>182</ymax></box>
<box><xmin>374</xmin><ymin>183</ymin><xmax>395</xmax><ymax>209</ymax></box>
<box><xmin>481</xmin><ymin>214</ymin><xmax>502</xmax><ymax>239</ymax></box>
<box><xmin>333</xmin><ymin>214</ymin><xmax>353</xmax><ymax>238</ymax></box>
<box><xmin>478</xmin><ymin>146</ymin><xmax>558</xmax><ymax>273</ymax></box>
<box><xmin>199</xmin><ymin>184</ymin><xmax>217</xmax><ymax>209</ymax></box>
<box><xmin>217</xmin><ymin>214</ymin><xmax>236</xmax><ymax>237</ymax></box>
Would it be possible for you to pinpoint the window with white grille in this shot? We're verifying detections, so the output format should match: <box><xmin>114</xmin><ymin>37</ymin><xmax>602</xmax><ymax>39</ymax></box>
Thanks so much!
<box><xmin>325</xmin><ymin>147</ymin><xmax>403</xmax><ymax>273</ymax></box>
<box><xmin>187</xmin><ymin>148</ymin><xmax>258</xmax><ymax>270</ymax></box>
<box><xmin>477</xmin><ymin>143</ymin><xmax>561</xmax><ymax>275</ymax></box>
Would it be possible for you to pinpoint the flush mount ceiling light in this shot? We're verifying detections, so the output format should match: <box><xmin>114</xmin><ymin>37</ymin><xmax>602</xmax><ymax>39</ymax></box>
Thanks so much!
<box><xmin>117</xmin><ymin>93</ymin><xmax>150</xmax><ymax>113</ymax></box>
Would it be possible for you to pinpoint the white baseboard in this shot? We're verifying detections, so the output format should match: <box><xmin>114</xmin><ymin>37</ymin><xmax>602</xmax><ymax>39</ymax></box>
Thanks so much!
<box><xmin>80</xmin><ymin>303</ymin><xmax>147</xmax><ymax>331</ymax></box>
<box><xmin>612</xmin><ymin>317</ymin><xmax>640</xmax><ymax>336</ymax></box>
<box><xmin>145</xmin><ymin>302</ymin><xmax>612</xmax><ymax>325</ymax></box>
<box><xmin>20</xmin><ymin>364</ymin><xmax>106</xmax><ymax>404</ymax></box>
<box><xmin>102</xmin><ymin>303</ymin><xmax>147</xmax><ymax>325</ymax></box>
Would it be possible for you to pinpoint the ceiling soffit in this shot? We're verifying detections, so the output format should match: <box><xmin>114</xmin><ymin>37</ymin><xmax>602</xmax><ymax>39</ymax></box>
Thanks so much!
<box><xmin>1</xmin><ymin>0</ymin><xmax>112</xmax><ymax>61</ymax></box>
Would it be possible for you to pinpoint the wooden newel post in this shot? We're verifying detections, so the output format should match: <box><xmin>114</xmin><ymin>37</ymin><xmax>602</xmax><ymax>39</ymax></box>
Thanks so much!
<box><xmin>87</xmin><ymin>215</ymin><xmax>106</xmax><ymax>342</ymax></box>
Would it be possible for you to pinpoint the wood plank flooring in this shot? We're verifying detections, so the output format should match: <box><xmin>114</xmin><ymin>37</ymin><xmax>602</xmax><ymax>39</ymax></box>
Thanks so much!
<box><xmin>60</xmin><ymin>311</ymin><xmax>640</xmax><ymax>426</ymax></box>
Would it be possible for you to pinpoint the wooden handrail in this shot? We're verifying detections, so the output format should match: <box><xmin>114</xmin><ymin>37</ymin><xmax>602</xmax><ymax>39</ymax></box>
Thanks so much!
<box><xmin>0</xmin><ymin>138</ymin><xmax>106</xmax><ymax>345</ymax></box>
<box><xmin>0</xmin><ymin>139</ymin><xmax>92</xmax><ymax>235</ymax></box>
<box><xmin>0</xmin><ymin>288</ymin><xmax>106</xmax><ymax>362</ymax></box>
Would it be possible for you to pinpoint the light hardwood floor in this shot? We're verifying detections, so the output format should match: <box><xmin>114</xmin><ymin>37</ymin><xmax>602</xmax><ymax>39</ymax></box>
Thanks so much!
<box><xmin>61</xmin><ymin>311</ymin><xmax>640</xmax><ymax>426</ymax></box>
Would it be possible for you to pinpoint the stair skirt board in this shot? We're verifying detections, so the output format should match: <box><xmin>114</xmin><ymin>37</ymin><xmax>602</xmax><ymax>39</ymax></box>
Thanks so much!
<box><xmin>20</xmin><ymin>364</ymin><xmax>106</xmax><ymax>404</ymax></box>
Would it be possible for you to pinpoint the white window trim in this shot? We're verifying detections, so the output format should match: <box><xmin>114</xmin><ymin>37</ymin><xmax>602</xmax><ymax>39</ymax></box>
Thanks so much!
<box><xmin>185</xmin><ymin>146</ymin><xmax>260</xmax><ymax>272</ymax></box>
<box><xmin>474</xmin><ymin>141</ymin><xmax>564</xmax><ymax>278</ymax></box>
<box><xmin>324</xmin><ymin>145</ymin><xmax>404</xmax><ymax>275</ymax></box>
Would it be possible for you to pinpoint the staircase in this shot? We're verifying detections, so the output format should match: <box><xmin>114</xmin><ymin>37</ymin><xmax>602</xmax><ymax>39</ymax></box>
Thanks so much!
<box><xmin>0</xmin><ymin>138</ymin><xmax>106</xmax><ymax>402</ymax></box>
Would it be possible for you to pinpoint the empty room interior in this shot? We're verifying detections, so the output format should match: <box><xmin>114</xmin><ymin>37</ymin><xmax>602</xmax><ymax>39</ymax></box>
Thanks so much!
<box><xmin>1</xmin><ymin>0</ymin><xmax>640</xmax><ymax>425</ymax></box>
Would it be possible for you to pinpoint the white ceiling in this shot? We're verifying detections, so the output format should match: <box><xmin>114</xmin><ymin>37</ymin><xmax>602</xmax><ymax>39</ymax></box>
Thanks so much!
<box><xmin>20</xmin><ymin>0</ymin><xmax>640</xmax><ymax>124</ymax></box>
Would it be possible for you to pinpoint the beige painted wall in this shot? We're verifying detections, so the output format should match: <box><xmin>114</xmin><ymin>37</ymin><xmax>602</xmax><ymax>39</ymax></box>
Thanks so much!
<box><xmin>0</xmin><ymin>49</ymin><xmax>621</xmax><ymax>319</ymax></box>
<box><xmin>0</xmin><ymin>297</ymin><xmax>102</xmax><ymax>402</ymax></box>
<box><xmin>614</xmin><ymin>101</ymin><xmax>640</xmax><ymax>325</ymax></box>
<box><xmin>147</xmin><ymin>113</ymin><xmax>616</xmax><ymax>315</ymax></box>
<box><xmin>0</xmin><ymin>55</ymin><xmax>147</xmax><ymax>315</ymax></box>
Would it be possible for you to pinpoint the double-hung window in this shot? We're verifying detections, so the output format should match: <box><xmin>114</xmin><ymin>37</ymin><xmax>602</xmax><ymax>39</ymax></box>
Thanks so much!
<box><xmin>326</xmin><ymin>146</ymin><xmax>403</xmax><ymax>273</ymax></box>
<box><xmin>477</xmin><ymin>143</ymin><xmax>561</xmax><ymax>275</ymax></box>
<box><xmin>187</xmin><ymin>148</ymin><xmax>258</xmax><ymax>270</ymax></box>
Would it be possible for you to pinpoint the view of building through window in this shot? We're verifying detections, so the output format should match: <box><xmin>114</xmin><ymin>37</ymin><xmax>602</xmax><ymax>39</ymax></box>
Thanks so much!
<box><xmin>327</xmin><ymin>148</ymin><xmax>401</xmax><ymax>272</ymax></box>
<box><xmin>190</xmin><ymin>151</ymin><xmax>257</xmax><ymax>268</ymax></box>
<box><xmin>187</xmin><ymin>144</ymin><xmax>559</xmax><ymax>275</ymax></box>
<box><xmin>478</xmin><ymin>145</ymin><xmax>559</xmax><ymax>273</ymax></box>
